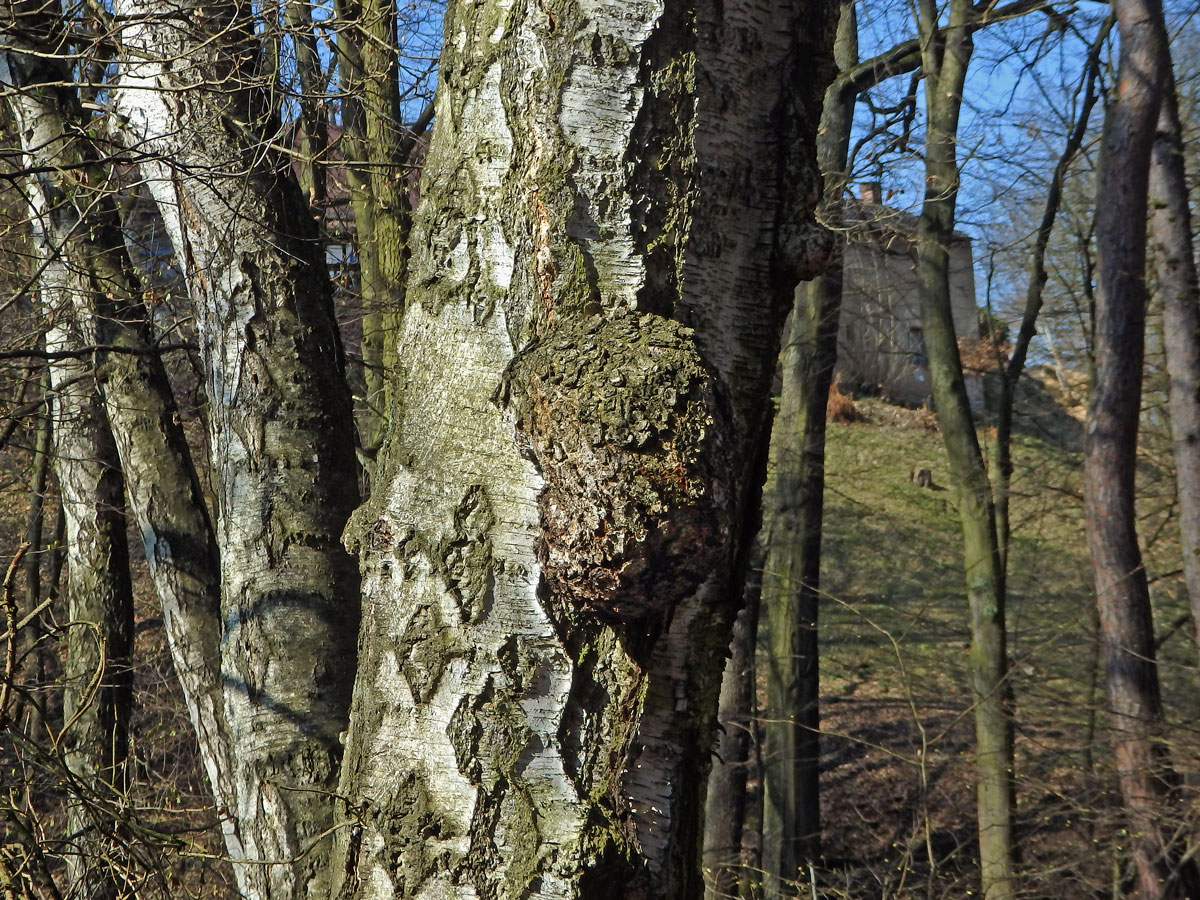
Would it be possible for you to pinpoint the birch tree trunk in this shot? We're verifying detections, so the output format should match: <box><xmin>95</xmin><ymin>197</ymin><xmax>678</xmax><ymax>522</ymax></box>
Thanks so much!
<box><xmin>49</xmin><ymin>324</ymin><xmax>134</xmax><ymax>900</ymax></box>
<box><xmin>332</xmin><ymin>0</ymin><xmax>836</xmax><ymax>897</ymax></box>
<box><xmin>1087</xmin><ymin>1</ymin><xmax>1200</xmax><ymax>895</ymax></box>
<box><xmin>1148</xmin><ymin>68</ymin><xmax>1200</xmax><ymax>667</ymax></box>
<box><xmin>0</xmin><ymin>35</ymin><xmax>134</xmax><ymax>900</ymax></box>
<box><xmin>0</xmin><ymin>31</ymin><xmax>238</xmax><ymax>856</ymax></box>
<box><xmin>112</xmin><ymin>3</ymin><xmax>362</xmax><ymax>895</ymax></box>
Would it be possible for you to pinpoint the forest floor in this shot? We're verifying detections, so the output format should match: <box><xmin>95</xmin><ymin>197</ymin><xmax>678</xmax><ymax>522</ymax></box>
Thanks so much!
<box><xmin>5</xmin><ymin>366</ymin><xmax>1198</xmax><ymax>899</ymax></box>
<box><xmin>807</xmin><ymin>372</ymin><xmax>1200</xmax><ymax>899</ymax></box>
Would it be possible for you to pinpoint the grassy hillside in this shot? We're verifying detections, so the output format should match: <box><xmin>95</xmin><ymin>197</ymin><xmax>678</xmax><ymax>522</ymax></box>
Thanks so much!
<box><xmin>807</xmin><ymin>385</ymin><xmax>1198</xmax><ymax>899</ymax></box>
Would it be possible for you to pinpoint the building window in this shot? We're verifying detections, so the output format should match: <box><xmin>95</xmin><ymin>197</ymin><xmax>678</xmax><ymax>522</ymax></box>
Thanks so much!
<box><xmin>326</xmin><ymin>242</ymin><xmax>360</xmax><ymax>295</ymax></box>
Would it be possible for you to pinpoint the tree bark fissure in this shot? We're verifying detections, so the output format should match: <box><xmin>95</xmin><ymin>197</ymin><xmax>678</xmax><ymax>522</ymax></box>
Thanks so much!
<box><xmin>112</xmin><ymin>3</ymin><xmax>362</xmax><ymax>895</ymax></box>
<box><xmin>333</xmin><ymin>1</ymin><xmax>834</xmax><ymax>897</ymax></box>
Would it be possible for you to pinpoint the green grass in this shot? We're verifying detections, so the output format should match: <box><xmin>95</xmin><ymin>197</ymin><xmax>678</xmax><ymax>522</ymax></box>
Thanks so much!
<box><xmin>801</xmin><ymin>391</ymin><xmax>1199</xmax><ymax>899</ymax></box>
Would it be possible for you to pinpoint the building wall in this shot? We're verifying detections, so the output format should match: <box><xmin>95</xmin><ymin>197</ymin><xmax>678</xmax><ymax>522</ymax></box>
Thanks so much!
<box><xmin>836</xmin><ymin>230</ymin><xmax>982</xmax><ymax>409</ymax></box>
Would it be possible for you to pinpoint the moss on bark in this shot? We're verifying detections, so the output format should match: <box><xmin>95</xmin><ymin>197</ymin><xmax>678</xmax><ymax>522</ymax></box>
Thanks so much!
<box><xmin>507</xmin><ymin>308</ymin><xmax>735</xmax><ymax>624</ymax></box>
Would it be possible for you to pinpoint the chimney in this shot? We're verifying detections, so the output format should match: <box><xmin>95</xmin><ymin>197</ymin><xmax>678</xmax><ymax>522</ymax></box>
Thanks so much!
<box><xmin>860</xmin><ymin>181</ymin><xmax>882</xmax><ymax>204</ymax></box>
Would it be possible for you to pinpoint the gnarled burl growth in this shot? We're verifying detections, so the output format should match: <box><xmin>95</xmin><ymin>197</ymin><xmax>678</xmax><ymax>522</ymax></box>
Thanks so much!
<box><xmin>508</xmin><ymin>310</ymin><xmax>735</xmax><ymax>625</ymax></box>
<box><xmin>334</xmin><ymin>1</ymin><xmax>836</xmax><ymax>897</ymax></box>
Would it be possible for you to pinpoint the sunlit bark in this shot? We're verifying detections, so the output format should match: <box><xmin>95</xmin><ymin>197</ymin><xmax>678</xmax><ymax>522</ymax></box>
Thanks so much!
<box><xmin>331</xmin><ymin>0</ymin><xmax>836</xmax><ymax>897</ymax></box>
<box><xmin>112</xmin><ymin>1</ymin><xmax>362</xmax><ymax>895</ymax></box>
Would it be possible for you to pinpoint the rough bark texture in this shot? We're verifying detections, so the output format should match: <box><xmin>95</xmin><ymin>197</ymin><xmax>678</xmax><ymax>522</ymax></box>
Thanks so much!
<box><xmin>0</xmin><ymin>38</ymin><xmax>238</xmax><ymax>854</ymax></box>
<box><xmin>0</xmin><ymin>37</ymin><xmax>134</xmax><ymax>900</ymax></box>
<box><xmin>112</xmin><ymin>3</ymin><xmax>362</xmax><ymax>896</ymax></box>
<box><xmin>759</xmin><ymin>3</ymin><xmax>856</xmax><ymax>892</ymax></box>
<box><xmin>20</xmin><ymin>374</ymin><xmax>51</xmax><ymax>718</ymax></box>
<box><xmin>1087</xmin><ymin>2</ymin><xmax>1200</xmax><ymax>896</ymax></box>
<box><xmin>1149</xmin><ymin>69</ymin><xmax>1200</xmax><ymax>667</ymax></box>
<box><xmin>332</xmin><ymin>1</ymin><xmax>835</xmax><ymax>897</ymax></box>
<box><xmin>915</xmin><ymin>2</ymin><xmax>1013</xmax><ymax>896</ymax></box>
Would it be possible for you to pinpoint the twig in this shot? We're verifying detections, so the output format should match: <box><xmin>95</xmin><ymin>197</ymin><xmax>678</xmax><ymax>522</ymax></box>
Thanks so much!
<box><xmin>0</xmin><ymin>543</ymin><xmax>31</xmax><ymax>729</ymax></box>
<box><xmin>1154</xmin><ymin>613</ymin><xmax>1193</xmax><ymax>652</ymax></box>
<box><xmin>0</xmin><ymin>342</ymin><xmax>196</xmax><ymax>362</ymax></box>
<box><xmin>0</xmin><ymin>593</ymin><xmax>57</xmax><ymax>644</ymax></box>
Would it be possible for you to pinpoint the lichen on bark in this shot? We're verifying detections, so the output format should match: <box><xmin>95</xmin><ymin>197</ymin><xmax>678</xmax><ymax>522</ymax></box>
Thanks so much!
<box><xmin>335</xmin><ymin>0</ymin><xmax>836</xmax><ymax>896</ymax></box>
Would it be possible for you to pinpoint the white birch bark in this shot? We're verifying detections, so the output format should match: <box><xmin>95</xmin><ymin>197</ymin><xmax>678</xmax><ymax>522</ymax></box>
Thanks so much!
<box><xmin>110</xmin><ymin>5</ymin><xmax>362</xmax><ymax>897</ymax></box>
<box><xmin>0</xmin><ymin>38</ymin><xmax>239</xmax><ymax>859</ymax></box>
<box><xmin>334</xmin><ymin>1</ymin><xmax>835</xmax><ymax>897</ymax></box>
<box><xmin>0</xmin><ymin>47</ymin><xmax>135</xmax><ymax>898</ymax></box>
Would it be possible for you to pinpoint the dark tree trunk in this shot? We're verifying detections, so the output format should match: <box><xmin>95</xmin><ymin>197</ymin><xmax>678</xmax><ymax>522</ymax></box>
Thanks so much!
<box><xmin>284</xmin><ymin>0</ymin><xmax>329</xmax><ymax>208</ymax></box>
<box><xmin>1086</xmin><ymin>1</ymin><xmax>1200</xmax><ymax>896</ymax></box>
<box><xmin>1148</xmin><ymin>67</ymin><xmax>1200</xmax><ymax>667</ymax></box>
<box><xmin>704</xmin><ymin>541</ymin><xmax>765</xmax><ymax>899</ymax></box>
<box><xmin>761</xmin><ymin>270</ymin><xmax>842</xmax><ymax>893</ymax></box>
<box><xmin>17</xmin><ymin>375</ymin><xmax>53</xmax><ymax>752</ymax></box>
<box><xmin>759</xmin><ymin>4</ymin><xmax>856</xmax><ymax>891</ymax></box>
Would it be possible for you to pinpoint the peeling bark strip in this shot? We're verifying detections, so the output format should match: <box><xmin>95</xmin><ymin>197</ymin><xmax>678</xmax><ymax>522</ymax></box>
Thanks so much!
<box><xmin>335</xmin><ymin>1</ymin><xmax>834</xmax><ymax>898</ymax></box>
<box><xmin>111</xmin><ymin>1</ymin><xmax>361</xmax><ymax>896</ymax></box>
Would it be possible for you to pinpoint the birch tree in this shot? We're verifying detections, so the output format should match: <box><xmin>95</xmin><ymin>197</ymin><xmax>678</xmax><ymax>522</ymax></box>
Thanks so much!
<box><xmin>329</xmin><ymin>0</ymin><xmax>837</xmax><ymax>896</ymax></box>
<box><xmin>5</xmin><ymin>0</ymin><xmax>841</xmax><ymax>894</ymax></box>
<box><xmin>0</xmin><ymin>30</ymin><xmax>135</xmax><ymax>899</ymax></box>
<box><xmin>110</xmin><ymin>0</ymin><xmax>363</xmax><ymax>894</ymax></box>
<box><xmin>0</xmin><ymin>13</ymin><xmax>235</xmax><ymax>859</ymax></box>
